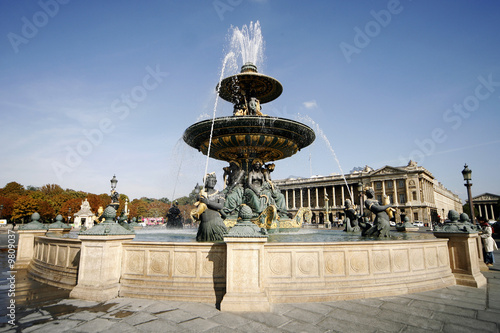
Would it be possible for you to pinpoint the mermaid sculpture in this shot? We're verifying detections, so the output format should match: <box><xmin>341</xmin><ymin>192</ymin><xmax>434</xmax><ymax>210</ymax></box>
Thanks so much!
<box><xmin>362</xmin><ymin>187</ymin><xmax>391</xmax><ymax>237</ymax></box>
<box><xmin>343</xmin><ymin>199</ymin><xmax>360</xmax><ymax>232</ymax></box>
<box><xmin>192</xmin><ymin>173</ymin><xmax>228</xmax><ymax>242</ymax></box>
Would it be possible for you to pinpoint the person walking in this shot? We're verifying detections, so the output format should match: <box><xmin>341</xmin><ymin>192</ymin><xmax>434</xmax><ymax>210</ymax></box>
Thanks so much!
<box><xmin>480</xmin><ymin>218</ymin><xmax>498</xmax><ymax>267</ymax></box>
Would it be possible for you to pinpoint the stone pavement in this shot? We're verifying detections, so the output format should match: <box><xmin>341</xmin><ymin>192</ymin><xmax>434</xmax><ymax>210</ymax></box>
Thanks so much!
<box><xmin>1</xmin><ymin>246</ymin><xmax>500</xmax><ymax>332</ymax></box>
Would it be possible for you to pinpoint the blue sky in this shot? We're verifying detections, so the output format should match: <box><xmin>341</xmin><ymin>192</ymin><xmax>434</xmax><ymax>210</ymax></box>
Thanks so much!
<box><xmin>1</xmin><ymin>0</ymin><xmax>499</xmax><ymax>202</ymax></box>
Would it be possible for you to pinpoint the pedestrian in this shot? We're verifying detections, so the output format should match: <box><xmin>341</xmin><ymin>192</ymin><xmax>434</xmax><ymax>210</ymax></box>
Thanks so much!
<box><xmin>480</xmin><ymin>218</ymin><xmax>498</xmax><ymax>267</ymax></box>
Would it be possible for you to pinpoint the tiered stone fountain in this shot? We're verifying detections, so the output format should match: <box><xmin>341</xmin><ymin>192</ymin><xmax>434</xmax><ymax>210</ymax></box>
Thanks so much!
<box><xmin>184</xmin><ymin>62</ymin><xmax>315</xmax><ymax>234</ymax></box>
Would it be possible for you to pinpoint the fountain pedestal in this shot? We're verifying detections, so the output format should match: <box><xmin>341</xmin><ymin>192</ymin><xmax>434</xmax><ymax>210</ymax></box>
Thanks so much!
<box><xmin>433</xmin><ymin>232</ymin><xmax>486</xmax><ymax>288</ymax></box>
<box><xmin>14</xmin><ymin>213</ymin><xmax>48</xmax><ymax>269</ymax></box>
<box><xmin>220</xmin><ymin>237</ymin><xmax>269</xmax><ymax>312</ymax></box>
<box><xmin>70</xmin><ymin>207</ymin><xmax>135</xmax><ymax>302</ymax></box>
<box><xmin>221</xmin><ymin>205</ymin><xmax>270</xmax><ymax>311</ymax></box>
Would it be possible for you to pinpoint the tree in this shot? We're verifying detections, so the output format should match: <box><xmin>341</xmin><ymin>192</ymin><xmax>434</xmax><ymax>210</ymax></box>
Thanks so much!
<box><xmin>60</xmin><ymin>198</ymin><xmax>84</xmax><ymax>223</ymax></box>
<box><xmin>147</xmin><ymin>200</ymin><xmax>169</xmax><ymax>218</ymax></box>
<box><xmin>0</xmin><ymin>196</ymin><xmax>14</xmax><ymax>220</ymax></box>
<box><xmin>12</xmin><ymin>195</ymin><xmax>38</xmax><ymax>223</ymax></box>
<box><xmin>130</xmin><ymin>199</ymin><xmax>148</xmax><ymax>219</ymax></box>
<box><xmin>158</xmin><ymin>197</ymin><xmax>171</xmax><ymax>204</ymax></box>
<box><xmin>1</xmin><ymin>182</ymin><xmax>25</xmax><ymax>199</ymax></box>
<box><xmin>40</xmin><ymin>184</ymin><xmax>64</xmax><ymax>196</ymax></box>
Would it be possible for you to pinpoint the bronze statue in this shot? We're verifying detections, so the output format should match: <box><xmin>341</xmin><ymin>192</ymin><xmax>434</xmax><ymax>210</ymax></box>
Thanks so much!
<box><xmin>245</xmin><ymin>159</ymin><xmax>287</xmax><ymax>217</ymax></box>
<box><xmin>192</xmin><ymin>173</ymin><xmax>228</xmax><ymax>241</ymax></box>
<box><xmin>222</xmin><ymin>161</ymin><xmax>245</xmax><ymax>218</ymax></box>
<box><xmin>166</xmin><ymin>201</ymin><xmax>183</xmax><ymax>229</ymax></box>
<box><xmin>343</xmin><ymin>199</ymin><xmax>360</xmax><ymax>232</ymax></box>
<box><xmin>363</xmin><ymin>187</ymin><xmax>391</xmax><ymax>237</ymax></box>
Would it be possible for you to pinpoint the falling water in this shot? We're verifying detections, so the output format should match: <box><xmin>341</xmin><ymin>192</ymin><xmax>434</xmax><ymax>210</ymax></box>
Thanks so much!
<box><xmin>229</xmin><ymin>21</ymin><xmax>264</xmax><ymax>69</ymax></box>
<box><xmin>298</xmin><ymin>115</ymin><xmax>355</xmax><ymax>204</ymax></box>
<box><xmin>203</xmin><ymin>51</ymin><xmax>235</xmax><ymax>180</ymax></box>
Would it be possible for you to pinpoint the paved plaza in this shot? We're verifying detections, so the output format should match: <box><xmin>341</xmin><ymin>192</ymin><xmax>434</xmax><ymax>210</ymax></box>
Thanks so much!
<box><xmin>1</xmin><ymin>238</ymin><xmax>500</xmax><ymax>332</ymax></box>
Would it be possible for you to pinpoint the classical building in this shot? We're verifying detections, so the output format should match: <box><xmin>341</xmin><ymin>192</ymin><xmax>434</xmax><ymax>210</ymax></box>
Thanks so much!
<box><xmin>471</xmin><ymin>193</ymin><xmax>500</xmax><ymax>221</ymax></box>
<box><xmin>73</xmin><ymin>199</ymin><xmax>96</xmax><ymax>229</ymax></box>
<box><xmin>274</xmin><ymin>161</ymin><xmax>462</xmax><ymax>225</ymax></box>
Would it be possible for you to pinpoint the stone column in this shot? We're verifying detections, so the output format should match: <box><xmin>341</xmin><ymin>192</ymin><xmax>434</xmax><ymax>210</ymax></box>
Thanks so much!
<box><xmin>292</xmin><ymin>189</ymin><xmax>296</xmax><ymax>209</ymax></box>
<box><xmin>332</xmin><ymin>186</ymin><xmax>336</xmax><ymax>207</ymax></box>
<box><xmin>70</xmin><ymin>207</ymin><xmax>135</xmax><ymax>302</ymax></box>
<box><xmin>307</xmin><ymin>188</ymin><xmax>311</xmax><ymax>208</ymax></box>
<box><xmin>220</xmin><ymin>205</ymin><xmax>269</xmax><ymax>312</ymax></box>
<box><xmin>14</xmin><ymin>213</ymin><xmax>47</xmax><ymax>269</ymax></box>
<box><xmin>315</xmin><ymin>188</ymin><xmax>319</xmax><ymax>209</ymax></box>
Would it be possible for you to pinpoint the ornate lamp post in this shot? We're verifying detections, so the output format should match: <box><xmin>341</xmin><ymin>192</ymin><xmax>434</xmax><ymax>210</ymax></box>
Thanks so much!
<box><xmin>357</xmin><ymin>182</ymin><xmax>364</xmax><ymax>217</ymax></box>
<box><xmin>462</xmin><ymin>164</ymin><xmax>476</xmax><ymax>224</ymax></box>
<box><xmin>0</xmin><ymin>204</ymin><xmax>3</xmax><ymax>219</ymax></box>
<box><xmin>68</xmin><ymin>207</ymin><xmax>71</xmax><ymax>223</ymax></box>
<box><xmin>110</xmin><ymin>175</ymin><xmax>118</xmax><ymax>190</ymax></box>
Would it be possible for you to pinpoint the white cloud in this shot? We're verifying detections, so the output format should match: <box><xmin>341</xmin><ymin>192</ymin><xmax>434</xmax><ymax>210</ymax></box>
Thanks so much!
<box><xmin>302</xmin><ymin>100</ymin><xmax>318</xmax><ymax>110</ymax></box>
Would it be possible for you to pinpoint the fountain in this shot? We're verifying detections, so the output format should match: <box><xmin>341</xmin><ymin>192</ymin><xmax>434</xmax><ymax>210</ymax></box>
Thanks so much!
<box><xmin>184</xmin><ymin>28</ymin><xmax>315</xmax><ymax>236</ymax></box>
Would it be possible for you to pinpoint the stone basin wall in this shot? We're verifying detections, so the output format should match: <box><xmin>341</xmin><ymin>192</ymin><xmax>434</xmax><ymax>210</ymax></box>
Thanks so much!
<box><xmin>25</xmin><ymin>235</ymin><xmax>457</xmax><ymax>305</ymax></box>
<box><xmin>28</xmin><ymin>236</ymin><xmax>81</xmax><ymax>289</ymax></box>
<box><xmin>117</xmin><ymin>238</ymin><xmax>455</xmax><ymax>304</ymax></box>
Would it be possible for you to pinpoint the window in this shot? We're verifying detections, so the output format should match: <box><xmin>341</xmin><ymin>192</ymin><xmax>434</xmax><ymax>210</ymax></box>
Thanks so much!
<box><xmin>414</xmin><ymin>212</ymin><xmax>419</xmax><ymax>220</ymax></box>
<box><xmin>399</xmin><ymin>194</ymin><xmax>406</xmax><ymax>204</ymax></box>
<box><xmin>398</xmin><ymin>180</ymin><xmax>405</xmax><ymax>188</ymax></box>
<box><xmin>387</xmin><ymin>181</ymin><xmax>393</xmax><ymax>189</ymax></box>
<box><xmin>412</xmin><ymin>191</ymin><xmax>417</xmax><ymax>200</ymax></box>
<box><xmin>377</xmin><ymin>195</ymin><xmax>382</xmax><ymax>203</ymax></box>
<box><xmin>376</xmin><ymin>182</ymin><xmax>382</xmax><ymax>189</ymax></box>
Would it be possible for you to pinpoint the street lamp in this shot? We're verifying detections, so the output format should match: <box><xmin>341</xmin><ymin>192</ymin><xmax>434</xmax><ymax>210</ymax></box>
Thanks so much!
<box><xmin>462</xmin><ymin>164</ymin><xmax>476</xmax><ymax>224</ymax></box>
<box><xmin>357</xmin><ymin>182</ymin><xmax>364</xmax><ymax>217</ymax></box>
<box><xmin>68</xmin><ymin>207</ymin><xmax>72</xmax><ymax>223</ymax></box>
<box><xmin>110</xmin><ymin>175</ymin><xmax>118</xmax><ymax>190</ymax></box>
<box><xmin>0</xmin><ymin>204</ymin><xmax>3</xmax><ymax>218</ymax></box>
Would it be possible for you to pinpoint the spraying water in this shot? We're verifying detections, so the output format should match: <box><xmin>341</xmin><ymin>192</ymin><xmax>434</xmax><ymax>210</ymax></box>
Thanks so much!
<box><xmin>298</xmin><ymin>114</ymin><xmax>354</xmax><ymax>204</ymax></box>
<box><xmin>202</xmin><ymin>21</ymin><xmax>265</xmax><ymax>181</ymax></box>
<box><xmin>202</xmin><ymin>51</ymin><xmax>235</xmax><ymax>180</ymax></box>
<box><xmin>229</xmin><ymin>21</ymin><xmax>264</xmax><ymax>69</ymax></box>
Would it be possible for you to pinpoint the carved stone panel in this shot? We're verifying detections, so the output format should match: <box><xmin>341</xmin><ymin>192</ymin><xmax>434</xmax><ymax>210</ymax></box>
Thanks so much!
<box><xmin>349</xmin><ymin>250</ymin><xmax>369</xmax><ymax>275</ymax></box>
<box><xmin>174</xmin><ymin>251</ymin><xmax>197</xmax><ymax>277</ymax></box>
<box><xmin>125</xmin><ymin>250</ymin><xmax>145</xmax><ymax>275</ymax></box>
<box><xmin>324</xmin><ymin>251</ymin><xmax>346</xmax><ymax>276</ymax></box>
<box><xmin>410</xmin><ymin>248</ymin><xmax>425</xmax><ymax>271</ymax></box>
<box><xmin>425</xmin><ymin>247</ymin><xmax>438</xmax><ymax>268</ymax></box>
<box><xmin>148</xmin><ymin>251</ymin><xmax>169</xmax><ymax>276</ymax></box>
<box><xmin>268</xmin><ymin>252</ymin><xmax>292</xmax><ymax>277</ymax></box>
<box><xmin>392</xmin><ymin>249</ymin><xmax>410</xmax><ymax>272</ymax></box>
<box><xmin>373</xmin><ymin>250</ymin><xmax>391</xmax><ymax>274</ymax></box>
<box><xmin>201</xmin><ymin>249</ymin><xmax>225</xmax><ymax>278</ymax></box>
<box><xmin>56</xmin><ymin>245</ymin><xmax>68</xmax><ymax>267</ymax></box>
<box><xmin>296</xmin><ymin>252</ymin><xmax>319</xmax><ymax>277</ymax></box>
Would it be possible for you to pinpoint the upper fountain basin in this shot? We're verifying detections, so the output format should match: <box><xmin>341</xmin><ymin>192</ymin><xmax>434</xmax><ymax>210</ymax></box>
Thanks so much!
<box><xmin>217</xmin><ymin>64</ymin><xmax>283</xmax><ymax>105</ymax></box>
